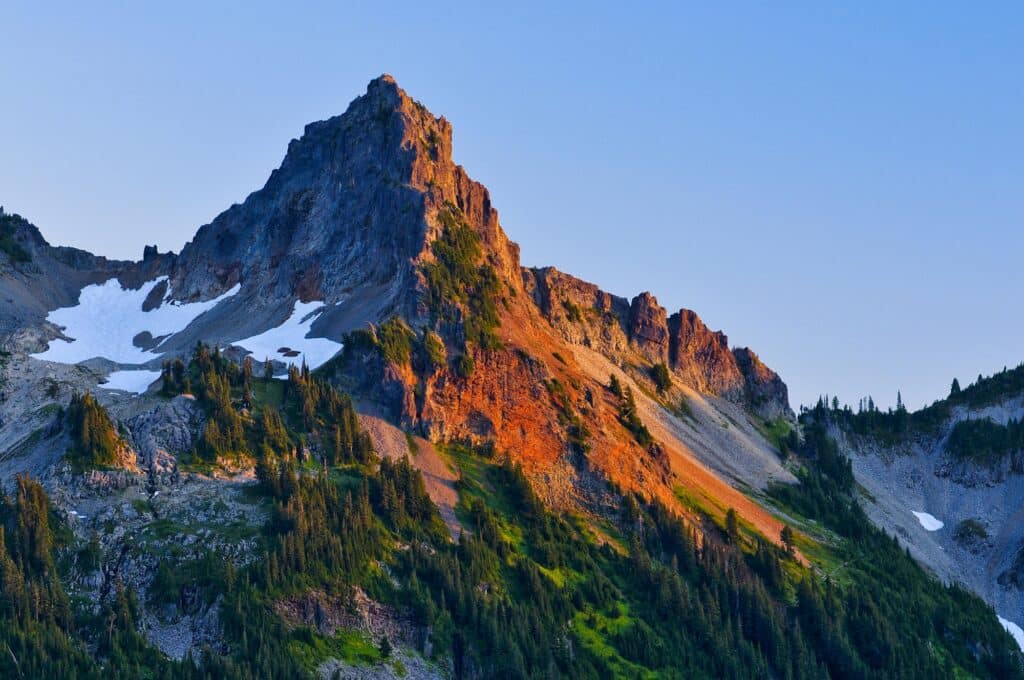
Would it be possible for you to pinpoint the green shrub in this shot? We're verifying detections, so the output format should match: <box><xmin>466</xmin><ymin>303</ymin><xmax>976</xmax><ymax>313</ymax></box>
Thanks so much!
<box><xmin>149</xmin><ymin>552</ymin><xmax>229</xmax><ymax>606</ymax></box>
<box><xmin>545</xmin><ymin>379</ymin><xmax>591</xmax><ymax>456</ymax></box>
<box><xmin>760</xmin><ymin>417</ymin><xmax>799</xmax><ymax>458</ymax></box>
<box><xmin>77</xmin><ymin>534</ymin><xmax>103</xmax><ymax>573</ymax></box>
<box><xmin>954</xmin><ymin>519</ymin><xmax>989</xmax><ymax>543</ymax></box>
<box><xmin>562</xmin><ymin>299</ymin><xmax>583</xmax><ymax>323</ymax></box>
<box><xmin>377</xmin><ymin>317</ymin><xmax>415</xmax><ymax>366</ymax></box>
<box><xmin>616</xmin><ymin>386</ymin><xmax>653</xmax><ymax>448</ymax></box>
<box><xmin>650</xmin><ymin>362</ymin><xmax>671</xmax><ymax>393</ymax></box>
<box><xmin>423</xmin><ymin>330</ymin><xmax>447</xmax><ymax>369</ymax></box>
<box><xmin>343</xmin><ymin>328</ymin><xmax>378</xmax><ymax>355</ymax></box>
<box><xmin>0</xmin><ymin>209</ymin><xmax>31</xmax><ymax>263</ymax></box>
<box><xmin>677</xmin><ymin>395</ymin><xmax>694</xmax><ymax>420</ymax></box>
<box><xmin>455</xmin><ymin>352</ymin><xmax>475</xmax><ymax>378</ymax></box>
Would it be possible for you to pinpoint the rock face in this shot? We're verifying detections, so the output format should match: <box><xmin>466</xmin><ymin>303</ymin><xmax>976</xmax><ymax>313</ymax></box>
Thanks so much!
<box><xmin>7</xmin><ymin>75</ymin><xmax>791</xmax><ymax>426</ymax></box>
<box><xmin>125</xmin><ymin>396</ymin><xmax>204</xmax><ymax>473</ymax></box>
<box><xmin>827</xmin><ymin>389</ymin><xmax>1024</xmax><ymax>638</ymax></box>
<box><xmin>734</xmin><ymin>347</ymin><xmax>791</xmax><ymax>420</ymax></box>
<box><xmin>523</xmin><ymin>266</ymin><xmax>630</xmax><ymax>352</ymax></box>
<box><xmin>171</xmin><ymin>76</ymin><xmax>431</xmax><ymax>309</ymax></box>
<box><xmin>628</xmin><ymin>292</ymin><xmax>671</xmax><ymax>364</ymax></box>
<box><xmin>668</xmin><ymin>309</ymin><xmax>744</xmax><ymax>400</ymax></box>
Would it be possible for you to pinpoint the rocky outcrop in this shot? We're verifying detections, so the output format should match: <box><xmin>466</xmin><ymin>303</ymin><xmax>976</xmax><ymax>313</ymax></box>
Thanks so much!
<box><xmin>171</xmin><ymin>75</ymin><xmax>431</xmax><ymax>311</ymax></box>
<box><xmin>628</xmin><ymin>292</ymin><xmax>670</xmax><ymax>364</ymax></box>
<box><xmin>276</xmin><ymin>587</ymin><xmax>423</xmax><ymax>650</ymax></box>
<box><xmin>125</xmin><ymin>395</ymin><xmax>203</xmax><ymax>473</ymax></box>
<box><xmin>734</xmin><ymin>347</ymin><xmax>791</xmax><ymax>420</ymax></box>
<box><xmin>523</xmin><ymin>268</ymin><xmax>791</xmax><ymax>419</ymax></box>
<box><xmin>668</xmin><ymin>309</ymin><xmax>745</xmax><ymax>400</ymax></box>
<box><xmin>522</xmin><ymin>266</ymin><xmax>630</xmax><ymax>353</ymax></box>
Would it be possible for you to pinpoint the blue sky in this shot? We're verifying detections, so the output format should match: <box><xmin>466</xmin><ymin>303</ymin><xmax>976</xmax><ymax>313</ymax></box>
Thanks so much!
<box><xmin>1</xmin><ymin>2</ymin><xmax>1021</xmax><ymax>411</ymax></box>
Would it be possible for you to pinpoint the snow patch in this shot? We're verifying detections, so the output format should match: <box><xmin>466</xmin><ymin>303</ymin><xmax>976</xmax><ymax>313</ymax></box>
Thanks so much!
<box><xmin>912</xmin><ymin>511</ymin><xmax>944</xmax><ymax>531</ymax></box>
<box><xmin>101</xmin><ymin>370</ymin><xmax>162</xmax><ymax>394</ymax></box>
<box><xmin>32</xmin><ymin>276</ymin><xmax>239</xmax><ymax>364</ymax></box>
<box><xmin>229</xmin><ymin>300</ymin><xmax>342</xmax><ymax>371</ymax></box>
<box><xmin>1000</xmin><ymin>616</ymin><xmax>1024</xmax><ymax>652</ymax></box>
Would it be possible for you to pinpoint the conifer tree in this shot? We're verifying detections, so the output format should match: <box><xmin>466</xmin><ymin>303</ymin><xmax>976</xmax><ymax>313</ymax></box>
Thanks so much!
<box><xmin>726</xmin><ymin>508</ymin><xmax>740</xmax><ymax>544</ymax></box>
<box><xmin>781</xmin><ymin>525</ymin><xmax>795</xmax><ymax>555</ymax></box>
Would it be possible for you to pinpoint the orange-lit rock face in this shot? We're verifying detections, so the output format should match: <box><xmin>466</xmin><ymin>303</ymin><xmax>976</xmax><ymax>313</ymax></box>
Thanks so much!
<box><xmin>524</xmin><ymin>269</ymin><xmax>789</xmax><ymax>419</ymax></box>
<box><xmin>669</xmin><ymin>308</ymin><xmax>745</xmax><ymax>399</ymax></box>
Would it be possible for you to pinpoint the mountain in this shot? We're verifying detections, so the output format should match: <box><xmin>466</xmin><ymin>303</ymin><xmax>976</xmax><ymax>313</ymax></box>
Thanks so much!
<box><xmin>4</xmin><ymin>75</ymin><xmax>795</xmax><ymax>521</ymax></box>
<box><xmin>0</xmin><ymin>76</ymin><xmax>1021</xmax><ymax>678</ymax></box>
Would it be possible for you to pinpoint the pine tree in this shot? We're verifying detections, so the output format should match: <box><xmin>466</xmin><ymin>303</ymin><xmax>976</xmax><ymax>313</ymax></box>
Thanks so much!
<box><xmin>608</xmin><ymin>374</ymin><xmax>623</xmax><ymax>398</ymax></box>
<box><xmin>651</xmin><ymin>362</ymin><xmax>672</xmax><ymax>393</ymax></box>
<box><xmin>726</xmin><ymin>508</ymin><xmax>740</xmax><ymax>544</ymax></box>
<box><xmin>781</xmin><ymin>525</ymin><xmax>794</xmax><ymax>555</ymax></box>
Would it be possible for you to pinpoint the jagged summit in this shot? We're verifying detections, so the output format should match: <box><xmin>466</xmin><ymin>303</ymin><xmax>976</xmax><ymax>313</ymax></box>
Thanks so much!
<box><xmin>165</xmin><ymin>75</ymin><xmax>517</xmax><ymax>340</ymax></box>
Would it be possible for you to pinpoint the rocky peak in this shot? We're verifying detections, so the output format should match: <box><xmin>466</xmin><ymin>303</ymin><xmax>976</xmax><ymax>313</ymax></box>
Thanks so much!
<box><xmin>169</xmin><ymin>75</ymin><xmax>521</xmax><ymax>328</ymax></box>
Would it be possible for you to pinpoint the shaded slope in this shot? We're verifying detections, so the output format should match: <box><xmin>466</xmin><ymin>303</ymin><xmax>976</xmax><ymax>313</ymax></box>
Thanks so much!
<box><xmin>807</xmin><ymin>365</ymin><xmax>1024</xmax><ymax>636</ymax></box>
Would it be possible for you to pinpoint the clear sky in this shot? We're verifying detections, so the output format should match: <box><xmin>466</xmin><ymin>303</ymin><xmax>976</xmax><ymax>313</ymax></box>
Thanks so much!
<box><xmin>2</xmin><ymin>2</ymin><xmax>1021</xmax><ymax>411</ymax></box>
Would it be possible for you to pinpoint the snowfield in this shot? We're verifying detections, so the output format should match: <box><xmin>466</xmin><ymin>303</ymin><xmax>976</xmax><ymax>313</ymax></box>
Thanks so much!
<box><xmin>32</xmin><ymin>276</ymin><xmax>239</xmax><ymax>365</ymax></box>
<box><xmin>229</xmin><ymin>300</ymin><xmax>342</xmax><ymax>371</ymax></box>
<box><xmin>912</xmin><ymin>511</ymin><xmax>944</xmax><ymax>531</ymax></box>
<box><xmin>1000</xmin><ymin>616</ymin><xmax>1024</xmax><ymax>652</ymax></box>
<box><xmin>101</xmin><ymin>370</ymin><xmax>163</xmax><ymax>394</ymax></box>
